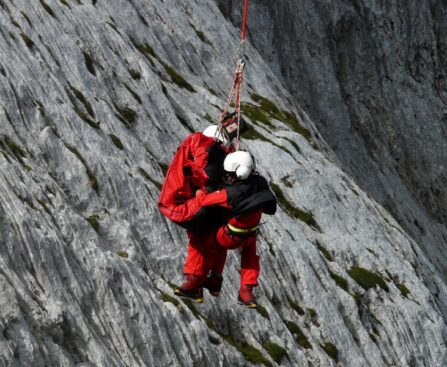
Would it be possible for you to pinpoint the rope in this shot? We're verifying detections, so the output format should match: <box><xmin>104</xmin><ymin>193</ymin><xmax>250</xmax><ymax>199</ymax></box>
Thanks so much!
<box><xmin>217</xmin><ymin>0</ymin><xmax>250</xmax><ymax>151</ymax></box>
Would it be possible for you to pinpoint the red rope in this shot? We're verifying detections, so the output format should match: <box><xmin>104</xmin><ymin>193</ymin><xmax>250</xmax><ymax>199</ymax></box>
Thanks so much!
<box><xmin>241</xmin><ymin>0</ymin><xmax>250</xmax><ymax>41</ymax></box>
<box><xmin>217</xmin><ymin>0</ymin><xmax>249</xmax><ymax>150</ymax></box>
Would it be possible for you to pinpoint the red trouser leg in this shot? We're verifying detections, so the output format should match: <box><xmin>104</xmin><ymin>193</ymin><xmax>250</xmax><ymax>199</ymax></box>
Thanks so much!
<box><xmin>212</xmin><ymin>247</ymin><xmax>227</xmax><ymax>274</ymax></box>
<box><xmin>215</xmin><ymin>210</ymin><xmax>262</xmax><ymax>285</ymax></box>
<box><xmin>240</xmin><ymin>237</ymin><xmax>260</xmax><ymax>286</ymax></box>
<box><xmin>183</xmin><ymin>231</ymin><xmax>224</xmax><ymax>276</ymax></box>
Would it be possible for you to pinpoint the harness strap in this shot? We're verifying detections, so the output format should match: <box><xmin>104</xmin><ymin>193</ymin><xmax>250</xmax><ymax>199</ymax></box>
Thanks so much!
<box><xmin>227</xmin><ymin>222</ymin><xmax>258</xmax><ymax>234</ymax></box>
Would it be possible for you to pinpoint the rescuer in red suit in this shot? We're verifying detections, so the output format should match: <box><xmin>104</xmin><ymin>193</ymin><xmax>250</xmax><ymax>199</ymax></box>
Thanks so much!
<box><xmin>158</xmin><ymin>124</ymin><xmax>233</xmax><ymax>228</ymax></box>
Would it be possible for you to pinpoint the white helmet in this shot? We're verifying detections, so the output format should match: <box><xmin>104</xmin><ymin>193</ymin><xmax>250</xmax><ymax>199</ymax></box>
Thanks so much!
<box><xmin>202</xmin><ymin>125</ymin><xmax>228</xmax><ymax>144</ymax></box>
<box><xmin>223</xmin><ymin>151</ymin><xmax>254</xmax><ymax>180</ymax></box>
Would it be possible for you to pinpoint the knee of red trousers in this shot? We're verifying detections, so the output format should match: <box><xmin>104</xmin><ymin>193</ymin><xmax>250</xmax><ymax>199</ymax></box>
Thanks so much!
<box><xmin>216</xmin><ymin>225</ymin><xmax>248</xmax><ymax>249</ymax></box>
<box><xmin>183</xmin><ymin>231</ymin><xmax>226</xmax><ymax>276</ymax></box>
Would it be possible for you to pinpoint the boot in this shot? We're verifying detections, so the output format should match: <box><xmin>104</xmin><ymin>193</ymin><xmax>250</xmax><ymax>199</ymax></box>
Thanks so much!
<box><xmin>202</xmin><ymin>271</ymin><xmax>223</xmax><ymax>297</ymax></box>
<box><xmin>174</xmin><ymin>274</ymin><xmax>205</xmax><ymax>303</ymax></box>
<box><xmin>238</xmin><ymin>284</ymin><xmax>257</xmax><ymax>308</ymax></box>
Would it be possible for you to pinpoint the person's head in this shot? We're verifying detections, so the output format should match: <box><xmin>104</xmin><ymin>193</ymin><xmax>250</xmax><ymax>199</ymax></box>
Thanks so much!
<box><xmin>223</xmin><ymin>150</ymin><xmax>254</xmax><ymax>181</ymax></box>
<box><xmin>202</xmin><ymin>125</ymin><xmax>228</xmax><ymax>144</ymax></box>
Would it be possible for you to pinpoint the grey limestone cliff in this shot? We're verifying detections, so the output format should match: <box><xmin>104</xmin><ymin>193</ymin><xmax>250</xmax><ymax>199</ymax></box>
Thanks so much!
<box><xmin>0</xmin><ymin>0</ymin><xmax>446</xmax><ymax>366</ymax></box>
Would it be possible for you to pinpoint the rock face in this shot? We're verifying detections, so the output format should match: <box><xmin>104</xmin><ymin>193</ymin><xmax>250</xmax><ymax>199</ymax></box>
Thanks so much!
<box><xmin>217</xmin><ymin>0</ymin><xmax>447</xmax><ymax>278</ymax></box>
<box><xmin>0</xmin><ymin>1</ymin><xmax>446</xmax><ymax>366</ymax></box>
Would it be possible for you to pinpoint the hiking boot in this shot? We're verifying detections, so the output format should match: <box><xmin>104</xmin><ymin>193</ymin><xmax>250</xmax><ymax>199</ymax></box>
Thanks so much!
<box><xmin>202</xmin><ymin>271</ymin><xmax>223</xmax><ymax>297</ymax></box>
<box><xmin>174</xmin><ymin>275</ymin><xmax>205</xmax><ymax>303</ymax></box>
<box><xmin>238</xmin><ymin>284</ymin><xmax>257</xmax><ymax>308</ymax></box>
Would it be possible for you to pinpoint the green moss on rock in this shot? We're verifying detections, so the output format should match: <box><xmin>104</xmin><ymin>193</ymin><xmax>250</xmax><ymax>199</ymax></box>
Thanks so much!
<box><xmin>181</xmin><ymin>299</ymin><xmax>200</xmax><ymax>318</ymax></box>
<box><xmin>270</xmin><ymin>182</ymin><xmax>320</xmax><ymax>230</ymax></box>
<box><xmin>288</xmin><ymin>298</ymin><xmax>305</xmax><ymax>315</ymax></box>
<box><xmin>315</xmin><ymin>240</ymin><xmax>333</xmax><ymax>261</ymax></box>
<box><xmin>262</xmin><ymin>341</ymin><xmax>287</xmax><ymax>364</ymax></box>
<box><xmin>256</xmin><ymin>304</ymin><xmax>269</xmax><ymax>319</ymax></box>
<box><xmin>223</xmin><ymin>335</ymin><xmax>272</xmax><ymax>367</ymax></box>
<box><xmin>86</xmin><ymin>214</ymin><xmax>99</xmax><ymax>232</ymax></box>
<box><xmin>348</xmin><ymin>267</ymin><xmax>389</xmax><ymax>292</ymax></box>
<box><xmin>396</xmin><ymin>282</ymin><xmax>411</xmax><ymax>298</ymax></box>
<box><xmin>284</xmin><ymin>320</ymin><xmax>312</xmax><ymax>349</ymax></box>
<box><xmin>330</xmin><ymin>272</ymin><xmax>349</xmax><ymax>293</ymax></box>
<box><xmin>114</xmin><ymin>104</ymin><xmax>137</xmax><ymax>127</ymax></box>
<box><xmin>116</xmin><ymin>250</ymin><xmax>128</xmax><ymax>258</ymax></box>
<box><xmin>74</xmin><ymin>108</ymin><xmax>100</xmax><ymax>129</ymax></box>
<box><xmin>109</xmin><ymin>134</ymin><xmax>124</xmax><ymax>150</ymax></box>
<box><xmin>162</xmin><ymin>63</ymin><xmax>195</xmax><ymax>92</ymax></box>
<box><xmin>321</xmin><ymin>342</ymin><xmax>339</xmax><ymax>361</ymax></box>
<box><xmin>162</xmin><ymin>293</ymin><xmax>180</xmax><ymax>306</ymax></box>
<box><xmin>70</xmin><ymin>86</ymin><xmax>95</xmax><ymax>117</ymax></box>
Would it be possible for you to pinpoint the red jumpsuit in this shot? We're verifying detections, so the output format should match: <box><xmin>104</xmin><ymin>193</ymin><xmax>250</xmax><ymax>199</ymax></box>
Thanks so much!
<box><xmin>183</xmin><ymin>210</ymin><xmax>262</xmax><ymax>286</ymax></box>
<box><xmin>158</xmin><ymin>132</ymin><xmax>230</xmax><ymax>224</ymax></box>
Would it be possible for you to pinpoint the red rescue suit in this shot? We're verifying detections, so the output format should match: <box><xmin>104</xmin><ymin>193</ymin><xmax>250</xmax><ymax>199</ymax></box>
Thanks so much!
<box><xmin>158</xmin><ymin>132</ymin><xmax>231</xmax><ymax>228</ymax></box>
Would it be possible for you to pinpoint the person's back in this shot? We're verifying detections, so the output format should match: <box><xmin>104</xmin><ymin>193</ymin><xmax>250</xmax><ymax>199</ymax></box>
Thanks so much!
<box><xmin>158</xmin><ymin>128</ymin><xmax>229</xmax><ymax>227</ymax></box>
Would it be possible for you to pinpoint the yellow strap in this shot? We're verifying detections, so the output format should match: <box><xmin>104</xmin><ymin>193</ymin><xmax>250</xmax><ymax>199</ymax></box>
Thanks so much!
<box><xmin>227</xmin><ymin>223</ymin><xmax>258</xmax><ymax>234</ymax></box>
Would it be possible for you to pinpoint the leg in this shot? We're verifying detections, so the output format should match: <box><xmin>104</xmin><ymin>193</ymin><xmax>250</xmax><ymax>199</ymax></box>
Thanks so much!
<box><xmin>176</xmin><ymin>231</ymin><xmax>218</xmax><ymax>302</ymax></box>
<box><xmin>240</xmin><ymin>237</ymin><xmax>260</xmax><ymax>286</ymax></box>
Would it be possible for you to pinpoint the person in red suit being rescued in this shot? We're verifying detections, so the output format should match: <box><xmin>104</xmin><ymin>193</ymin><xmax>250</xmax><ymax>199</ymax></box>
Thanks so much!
<box><xmin>174</xmin><ymin>150</ymin><xmax>277</xmax><ymax>308</ymax></box>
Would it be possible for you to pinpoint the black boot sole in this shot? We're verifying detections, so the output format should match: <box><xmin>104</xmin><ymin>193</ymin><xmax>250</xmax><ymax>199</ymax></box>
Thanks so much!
<box><xmin>174</xmin><ymin>288</ymin><xmax>204</xmax><ymax>303</ymax></box>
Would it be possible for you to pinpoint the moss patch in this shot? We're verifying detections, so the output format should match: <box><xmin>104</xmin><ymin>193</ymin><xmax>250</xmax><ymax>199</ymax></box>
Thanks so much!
<box><xmin>288</xmin><ymin>298</ymin><xmax>305</xmax><ymax>315</ymax></box>
<box><xmin>181</xmin><ymin>299</ymin><xmax>200</xmax><ymax>318</ymax></box>
<box><xmin>284</xmin><ymin>320</ymin><xmax>312</xmax><ymax>349</ymax></box>
<box><xmin>86</xmin><ymin>214</ymin><xmax>99</xmax><ymax>232</ymax></box>
<box><xmin>348</xmin><ymin>267</ymin><xmax>389</xmax><ymax>292</ymax></box>
<box><xmin>114</xmin><ymin>104</ymin><xmax>137</xmax><ymax>127</ymax></box>
<box><xmin>256</xmin><ymin>304</ymin><xmax>269</xmax><ymax>319</ymax></box>
<box><xmin>162</xmin><ymin>63</ymin><xmax>195</xmax><ymax>92</ymax></box>
<box><xmin>223</xmin><ymin>335</ymin><xmax>272</xmax><ymax>367</ymax></box>
<box><xmin>330</xmin><ymin>272</ymin><xmax>349</xmax><ymax>293</ymax></box>
<box><xmin>315</xmin><ymin>240</ymin><xmax>333</xmax><ymax>261</ymax></box>
<box><xmin>116</xmin><ymin>250</ymin><xmax>128</xmax><ymax>258</ymax></box>
<box><xmin>132</xmin><ymin>39</ymin><xmax>158</xmax><ymax>60</ymax></box>
<box><xmin>270</xmin><ymin>182</ymin><xmax>320</xmax><ymax>230</ymax></box>
<box><xmin>109</xmin><ymin>134</ymin><xmax>124</xmax><ymax>150</ymax></box>
<box><xmin>262</xmin><ymin>341</ymin><xmax>287</xmax><ymax>364</ymax></box>
<box><xmin>70</xmin><ymin>86</ymin><xmax>95</xmax><ymax>118</ymax></box>
<box><xmin>241</xmin><ymin>94</ymin><xmax>312</xmax><ymax>141</ymax></box>
<box><xmin>396</xmin><ymin>283</ymin><xmax>410</xmax><ymax>298</ymax></box>
<box><xmin>74</xmin><ymin>108</ymin><xmax>100</xmax><ymax>129</ymax></box>
<box><xmin>321</xmin><ymin>342</ymin><xmax>339</xmax><ymax>361</ymax></box>
<box><xmin>162</xmin><ymin>293</ymin><xmax>180</xmax><ymax>306</ymax></box>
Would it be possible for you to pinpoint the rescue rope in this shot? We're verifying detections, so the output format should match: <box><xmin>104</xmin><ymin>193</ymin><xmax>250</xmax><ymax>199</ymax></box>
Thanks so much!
<box><xmin>217</xmin><ymin>0</ymin><xmax>249</xmax><ymax>151</ymax></box>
